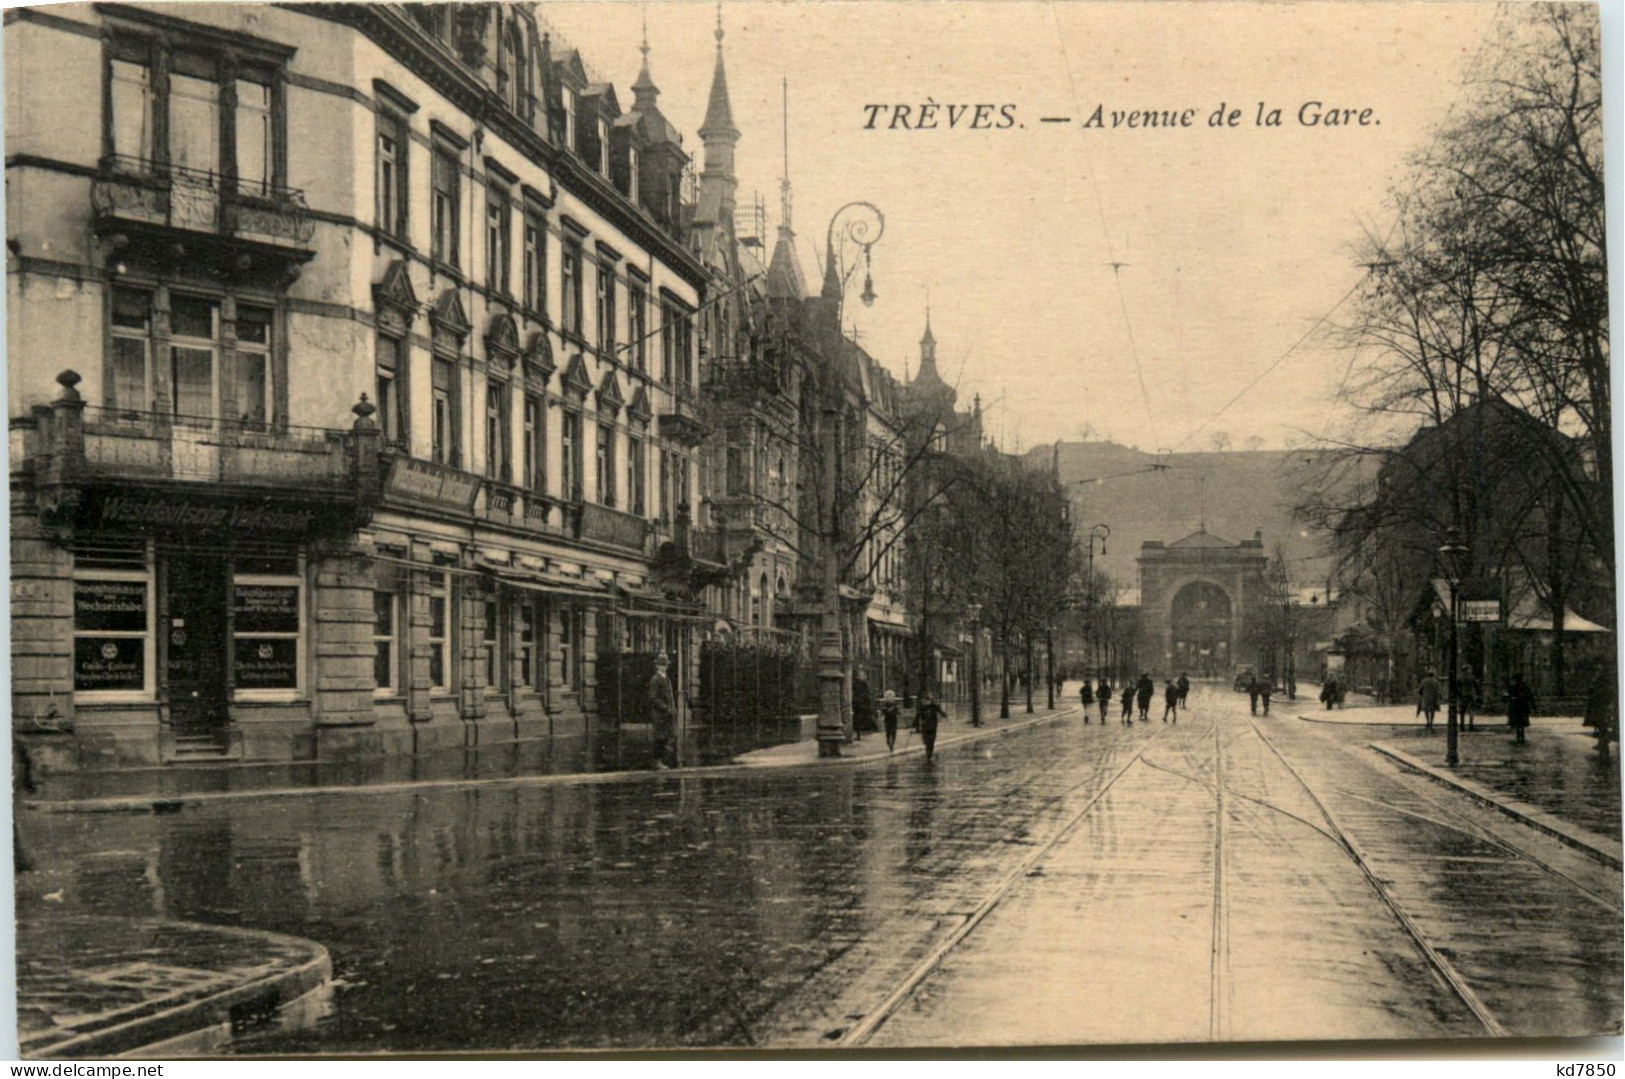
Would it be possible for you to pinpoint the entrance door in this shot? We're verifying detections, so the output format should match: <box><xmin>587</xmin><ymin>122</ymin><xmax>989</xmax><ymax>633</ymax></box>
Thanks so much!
<box><xmin>167</xmin><ymin>558</ymin><xmax>229</xmax><ymax>733</ymax></box>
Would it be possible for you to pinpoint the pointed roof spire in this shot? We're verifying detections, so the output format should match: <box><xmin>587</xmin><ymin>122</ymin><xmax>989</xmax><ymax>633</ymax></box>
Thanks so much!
<box><xmin>700</xmin><ymin>3</ymin><xmax>738</xmax><ymax>141</ymax></box>
<box><xmin>821</xmin><ymin>244</ymin><xmax>843</xmax><ymax>301</ymax></box>
<box><xmin>920</xmin><ymin>299</ymin><xmax>936</xmax><ymax>349</ymax></box>
<box><xmin>632</xmin><ymin>7</ymin><xmax>658</xmax><ymax>105</ymax></box>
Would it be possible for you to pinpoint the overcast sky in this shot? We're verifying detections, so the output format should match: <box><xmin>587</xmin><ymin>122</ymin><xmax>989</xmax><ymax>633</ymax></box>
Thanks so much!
<box><xmin>541</xmin><ymin>1</ymin><xmax>1501</xmax><ymax>453</ymax></box>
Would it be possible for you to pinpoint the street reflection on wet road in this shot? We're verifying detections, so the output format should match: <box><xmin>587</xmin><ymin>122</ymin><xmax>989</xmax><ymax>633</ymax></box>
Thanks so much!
<box><xmin>16</xmin><ymin>686</ymin><xmax>1621</xmax><ymax>1052</ymax></box>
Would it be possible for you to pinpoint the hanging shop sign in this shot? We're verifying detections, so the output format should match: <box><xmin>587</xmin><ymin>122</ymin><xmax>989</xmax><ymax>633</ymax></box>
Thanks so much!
<box><xmin>383</xmin><ymin>456</ymin><xmax>483</xmax><ymax>513</ymax></box>
<box><xmin>1455</xmin><ymin>577</ymin><xmax>1502</xmax><ymax>624</ymax></box>
<box><xmin>1459</xmin><ymin>599</ymin><xmax>1502</xmax><ymax>624</ymax></box>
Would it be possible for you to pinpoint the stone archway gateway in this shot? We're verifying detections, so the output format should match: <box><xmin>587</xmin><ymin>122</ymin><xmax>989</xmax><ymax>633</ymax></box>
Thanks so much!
<box><xmin>1137</xmin><ymin>528</ymin><xmax>1269</xmax><ymax>678</ymax></box>
<box><xmin>1170</xmin><ymin>580</ymin><xmax>1233</xmax><ymax>679</ymax></box>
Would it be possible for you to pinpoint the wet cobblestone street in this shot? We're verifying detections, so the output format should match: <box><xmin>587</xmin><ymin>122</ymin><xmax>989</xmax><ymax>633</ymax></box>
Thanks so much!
<box><xmin>15</xmin><ymin>686</ymin><xmax>1621</xmax><ymax>1052</ymax></box>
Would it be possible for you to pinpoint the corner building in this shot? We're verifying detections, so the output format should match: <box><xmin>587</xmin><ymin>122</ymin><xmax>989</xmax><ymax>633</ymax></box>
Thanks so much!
<box><xmin>7</xmin><ymin>3</ymin><xmax>710</xmax><ymax>773</ymax></box>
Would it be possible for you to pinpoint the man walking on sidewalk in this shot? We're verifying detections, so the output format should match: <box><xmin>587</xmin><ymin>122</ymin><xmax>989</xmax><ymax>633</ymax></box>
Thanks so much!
<box><xmin>1163</xmin><ymin>678</ymin><xmax>1180</xmax><ymax>723</ymax></box>
<box><xmin>917</xmin><ymin>692</ymin><xmax>943</xmax><ymax>762</ymax></box>
<box><xmin>1506</xmin><ymin>671</ymin><xmax>1534</xmax><ymax>745</ymax></box>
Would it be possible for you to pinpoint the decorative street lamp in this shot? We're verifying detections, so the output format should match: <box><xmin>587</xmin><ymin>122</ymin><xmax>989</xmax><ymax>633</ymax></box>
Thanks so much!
<box><xmin>815</xmin><ymin>201</ymin><xmax>885</xmax><ymax>759</ymax></box>
<box><xmin>1438</xmin><ymin>526</ymin><xmax>1469</xmax><ymax>767</ymax></box>
<box><xmin>966</xmin><ymin>602</ymin><xmax>984</xmax><ymax>727</ymax></box>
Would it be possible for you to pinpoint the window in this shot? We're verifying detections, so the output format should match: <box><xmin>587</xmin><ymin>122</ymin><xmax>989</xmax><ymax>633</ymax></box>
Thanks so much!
<box><xmin>627</xmin><ymin>283</ymin><xmax>647</xmax><ymax>373</ymax></box>
<box><xmin>73</xmin><ymin>552</ymin><xmax>153</xmax><ymax>696</ymax></box>
<box><xmin>659</xmin><ymin>449</ymin><xmax>671</xmax><ymax>523</ymax></box>
<box><xmin>482</xmin><ymin>595</ymin><xmax>502</xmax><ymax>691</ymax></box>
<box><xmin>485</xmin><ymin>184</ymin><xmax>511</xmax><ymax>294</ymax></box>
<box><xmin>597</xmin><ymin>117</ymin><xmax>610</xmax><ymax>175</ymax></box>
<box><xmin>560</xmin><ymin>409</ymin><xmax>582</xmax><ymax>499</ymax></box>
<box><xmin>676</xmin><ymin>453</ymin><xmax>691</xmax><ymax>518</ymax></box>
<box><xmin>235</xmin><ymin>305</ymin><xmax>273</xmax><ymax>428</ymax></box>
<box><xmin>660</xmin><ymin>301</ymin><xmax>691</xmax><ymax>386</ymax></box>
<box><xmin>373</xmin><ymin>589</ymin><xmax>398</xmax><ymax>694</ymax></box>
<box><xmin>561</xmin><ymin>239</ymin><xmax>583</xmax><ymax>337</ymax></box>
<box><xmin>562</xmin><ymin>606</ymin><xmax>583</xmax><ymax>690</ymax></box>
<box><xmin>432</xmin><ymin>148</ymin><xmax>460</xmax><ymax>266</ymax></box>
<box><xmin>596</xmin><ymin>263</ymin><xmax>616</xmax><ymax>357</ymax></box>
<box><xmin>110</xmin><ymin>58</ymin><xmax>152</xmax><ymax>163</ymax></box>
<box><xmin>376</xmin><ymin>333</ymin><xmax>407</xmax><ymax>447</ymax></box>
<box><xmin>109</xmin><ymin>288</ymin><xmax>151</xmax><ymax>413</ymax></box>
<box><xmin>628</xmin><ymin>435</ymin><xmax>646</xmax><ymax>516</ymax></box>
<box><xmin>562</xmin><ymin>88</ymin><xmax>577</xmax><ymax>153</ymax></box>
<box><xmin>523</xmin><ymin>393</ymin><xmax>544</xmax><ymax>492</ymax></box>
<box><xmin>170</xmin><ymin>295</ymin><xmax>219</xmax><ymax>422</ymax></box>
<box><xmin>628</xmin><ymin>145</ymin><xmax>641</xmax><ymax>202</ymax></box>
<box><xmin>232</xmin><ymin>557</ymin><xmax>302</xmax><ymax>696</ymax></box>
<box><xmin>522</xmin><ymin>214</ymin><xmax>545</xmax><ymax>313</ymax></box>
<box><xmin>169</xmin><ymin>71</ymin><xmax>219</xmax><ymax>175</ymax></box>
<box><xmin>236</xmin><ymin>79</ymin><xmax>273</xmax><ymax>194</ymax></box>
<box><xmin>596</xmin><ymin>423</ymin><xmax>615</xmax><ymax>507</ymax></box>
<box><xmin>485</xmin><ymin>379</ymin><xmax>510</xmax><ymax>481</ymax></box>
<box><xmin>427</xmin><ymin>572</ymin><xmax>450</xmax><ymax>691</ymax></box>
<box><xmin>517</xmin><ymin>598</ymin><xmax>541</xmax><ymax>690</ymax></box>
<box><xmin>377</xmin><ymin>111</ymin><xmax>407</xmax><ymax>238</ymax></box>
<box><xmin>432</xmin><ymin>355</ymin><xmax>458</xmax><ymax>465</ymax></box>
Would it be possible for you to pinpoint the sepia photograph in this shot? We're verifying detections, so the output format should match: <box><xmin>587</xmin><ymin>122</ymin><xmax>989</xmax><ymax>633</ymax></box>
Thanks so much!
<box><xmin>3</xmin><ymin>0</ymin><xmax>1617</xmax><ymax>1058</ymax></box>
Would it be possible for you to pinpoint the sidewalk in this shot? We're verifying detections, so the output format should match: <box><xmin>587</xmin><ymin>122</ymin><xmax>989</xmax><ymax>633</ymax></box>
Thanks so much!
<box><xmin>16</xmin><ymin>915</ymin><xmax>332</xmax><ymax>1059</ymax></box>
<box><xmin>1299</xmin><ymin>700</ymin><xmax>1587</xmax><ymax>729</ymax></box>
<box><xmin>1370</xmin><ymin>721</ymin><xmax>1620</xmax><ymax>861</ymax></box>
<box><xmin>735</xmin><ymin>698</ymin><xmax>1078</xmax><ymax>767</ymax></box>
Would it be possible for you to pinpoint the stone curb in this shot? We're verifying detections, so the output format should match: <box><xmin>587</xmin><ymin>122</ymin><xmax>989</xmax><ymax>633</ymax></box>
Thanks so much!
<box><xmin>20</xmin><ymin>919</ymin><xmax>332</xmax><ymax>1060</ymax></box>
<box><xmin>1298</xmin><ymin>712</ymin><xmax>1431</xmax><ymax>727</ymax></box>
<box><xmin>22</xmin><ymin>707</ymin><xmax>1080</xmax><ymax>815</ymax></box>
<box><xmin>733</xmin><ymin>705</ymin><xmax>1080</xmax><ymax>769</ymax></box>
<box><xmin>1370</xmin><ymin>742</ymin><xmax>1623</xmax><ymax>870</ymax></box>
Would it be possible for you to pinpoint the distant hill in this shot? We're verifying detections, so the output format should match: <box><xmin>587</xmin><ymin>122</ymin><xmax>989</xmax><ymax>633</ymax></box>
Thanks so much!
<box><xmin>1029</xmin><ymin>441</ymin><xmax>1339</xmax><ymax>603</ymax></box>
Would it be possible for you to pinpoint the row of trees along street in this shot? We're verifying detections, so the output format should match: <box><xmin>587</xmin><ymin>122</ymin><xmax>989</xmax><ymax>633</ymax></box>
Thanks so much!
<box><xmin>1298</xmin><ymin>5</ymin><xmax>1609</xmax><ymax>702</ymax></box>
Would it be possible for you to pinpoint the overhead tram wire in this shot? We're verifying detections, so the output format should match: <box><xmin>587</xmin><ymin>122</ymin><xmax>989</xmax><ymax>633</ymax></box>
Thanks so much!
<box><xmin>1047</xmin><ymin>1</ymin><xmax>1164</xmax><ymax>454</ymax></box>
<box><xmin>1170</xmin><ymin>3</ymin><xmax>1511</xmax><ymax>454</ymax></box>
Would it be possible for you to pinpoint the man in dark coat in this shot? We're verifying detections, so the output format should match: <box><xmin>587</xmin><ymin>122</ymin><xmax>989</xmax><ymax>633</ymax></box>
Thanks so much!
<box><xmin>1098</xmin><ymin>678</ymin><xmax>1112</xmax><ymax>723</ymax></box>
<box><xmin>1259</xmin><ymin>677</ymin><xmax>1273</xmax><ymax>715</ymax></box>
<box><xmin>1177</xmin><ymin>673</ymin><xmax>1190</xmax><ymax>708</ymax></box>
<box><xmin>1506</xmin><ymin>672</ymin><xmax>1534</xmax><ymax>745</ymax></box>
<box><xmin>648</xmin><ymin>653</ymin><xmax>677</xmax><ymax>769</ymax></box>
<box><xmin>1120</xmin><ymin>682</ymin><xmax>1134</xmax><ymax>723</ymax></box>
<box><xmin>880</xmin><ymin>689</ymin><xmax>901</xmax><ymax>753</ymax></box>
<box><xmin>1458</xmin><ymin>672</ymin><xmax>1479</xmax><ymax>731</ymax></box>
<box><xmin>917</xmin><ymin>692</ymin><xmax>943</xmax><ymax>762</ymax></box>
<box><xmin>1247</xmin><ymin>675</ymin><xmax>1261</xmax><ymax>716</ymax></box>
<box><xmin>1162</xmin><ymin>679</ymin><xmax>1180</xmax><ymax>723</ymax></box>
<box><xmin>1080</xmin><ymin>679</ymin><xmax>1093</xmax><ymax>723</ymax></box>
<box><xmin>1135</xmin><ymin>673</ymin><xmax>1154</xmax><ymax>722</ymax></box>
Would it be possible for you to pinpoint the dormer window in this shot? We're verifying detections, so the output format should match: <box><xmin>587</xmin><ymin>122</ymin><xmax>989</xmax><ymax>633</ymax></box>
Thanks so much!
<box><xmin>562</xmin><ymin>88</ymin><xmax>577</xmax><ymax>153</ymax></box>
<box><xmin>628</xmin><ymin>145</ymin><xmax>641</xmax><ymax>202</ymax></box>
<box><xmin>597</xmin><ymin>117</ymin><xmax>610</xmax><ymax>175</ymax></box>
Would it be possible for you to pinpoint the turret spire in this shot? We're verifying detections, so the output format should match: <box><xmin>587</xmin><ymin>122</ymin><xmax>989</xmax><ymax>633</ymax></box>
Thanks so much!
<box><xmin>631</xmin><ymin>8</ymin><xmax>658</xmax><ymax>106</ymax></box>
<box><xmin>700</xmin><ymin>4</ymin><xmax>739</xmax><ymax>141</ymax></box>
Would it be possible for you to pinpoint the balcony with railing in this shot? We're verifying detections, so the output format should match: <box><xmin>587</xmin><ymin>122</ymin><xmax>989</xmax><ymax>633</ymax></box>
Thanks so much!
<box><xmin>91</xmin><ymin>157</ymin><xmax>316</xmax><ymax>272</ymax></box>
<box><xmin>656</xmin><ymin>379</ymin><xmax>707</xmax><ymax>447</ymax></box>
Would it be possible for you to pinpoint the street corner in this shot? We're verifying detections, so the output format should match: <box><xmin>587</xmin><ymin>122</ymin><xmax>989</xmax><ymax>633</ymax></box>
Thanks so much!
<box><xmin>16</xmin><ymin>915</ymin><xmax>333</xmax><ymax>1059</ymax></box>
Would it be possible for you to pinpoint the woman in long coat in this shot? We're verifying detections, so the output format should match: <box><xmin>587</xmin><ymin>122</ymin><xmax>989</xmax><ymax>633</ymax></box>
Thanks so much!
<box><xmin>1417</xmin><ymin>670</ymin><xmax>1443</xmax><ymax>732</ymax></box>
<box><xmin>1097</xmin><ymin>679</ymin><xmax>1112</xmax><ymax>723</ymax></box>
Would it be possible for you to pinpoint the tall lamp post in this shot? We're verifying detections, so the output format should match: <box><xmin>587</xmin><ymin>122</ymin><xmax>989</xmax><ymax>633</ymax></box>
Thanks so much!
<box><xmin>1439</xmin><ymin>527</ymin><xmax>1468</xmax><ymax>767</ymax></box>
<box><xmin>1085</xmin><ymin>524</ymin><xmax>1109</xmax><ymax>678</ymax></box>
<box><xmin>815</xmin><ymin>201</ymin><xmax>885</xmax><ymax>758</ymax></box>
<box><xmin>966</xmin><ymin>602</ymin><xmax>983</xmax><ymax>727</ymax></box>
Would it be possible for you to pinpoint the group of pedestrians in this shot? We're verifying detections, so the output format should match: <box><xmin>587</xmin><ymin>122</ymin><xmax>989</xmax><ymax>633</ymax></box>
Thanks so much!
<box><xmin>1245</xmin><ymin>674</ymin><xmax>1274</xmax><ymax>715</ymax></box>
<box><xmin>1081</xmin><ymin>672</ymin><xmax>1191</xmax><ymax>724</ymax></box>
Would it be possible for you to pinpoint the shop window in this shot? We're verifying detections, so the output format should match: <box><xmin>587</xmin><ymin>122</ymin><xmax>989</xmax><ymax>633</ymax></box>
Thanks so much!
<box><xmin>482</xmin><ymin>596</ymin><xmax>503</xmax><ymax>692</ymax></box>
<box><xmin>231</xmin><ymin>558</ymin><xmax>302</xmax><ymax>696</ymax></box>
<box><xmin>73</xmin><ymin>553</ymin><xmax>154</xmax><ymax>697</ymax></box>
<box><xmin>170</xmin><ymin>295</ymin><xmax>219</xmax><ymax>423</ymax></box>
<box><xmin>236</xmin><ymin>304</ymin><xmax>273</xmax><ymax>428</ymax></box>
<box><xmin>109</xmin><ymin>288</ymin><xmax>152</xmax><ymax>415</ymax></box>
<box><xmin>427</xmin><ymin>572</ymin><xmax>450</xmax><ymax>691</ymax></box>
<box><xmin>373</xmin><ymin>589</ymin><xmax>398</xmax><ymax>694</ymax></box>
<box><xmin>518</xmin><ymin>597</ymin><xmax>542</xmax><ymax>690</ymax></box>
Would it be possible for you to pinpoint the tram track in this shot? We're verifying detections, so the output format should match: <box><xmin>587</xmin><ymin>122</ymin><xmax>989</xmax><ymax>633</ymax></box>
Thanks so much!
<box><xmin>838</xmin><ymin>701</ymin><xmax>1614</xmax><ymax>1047</ymax></box>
